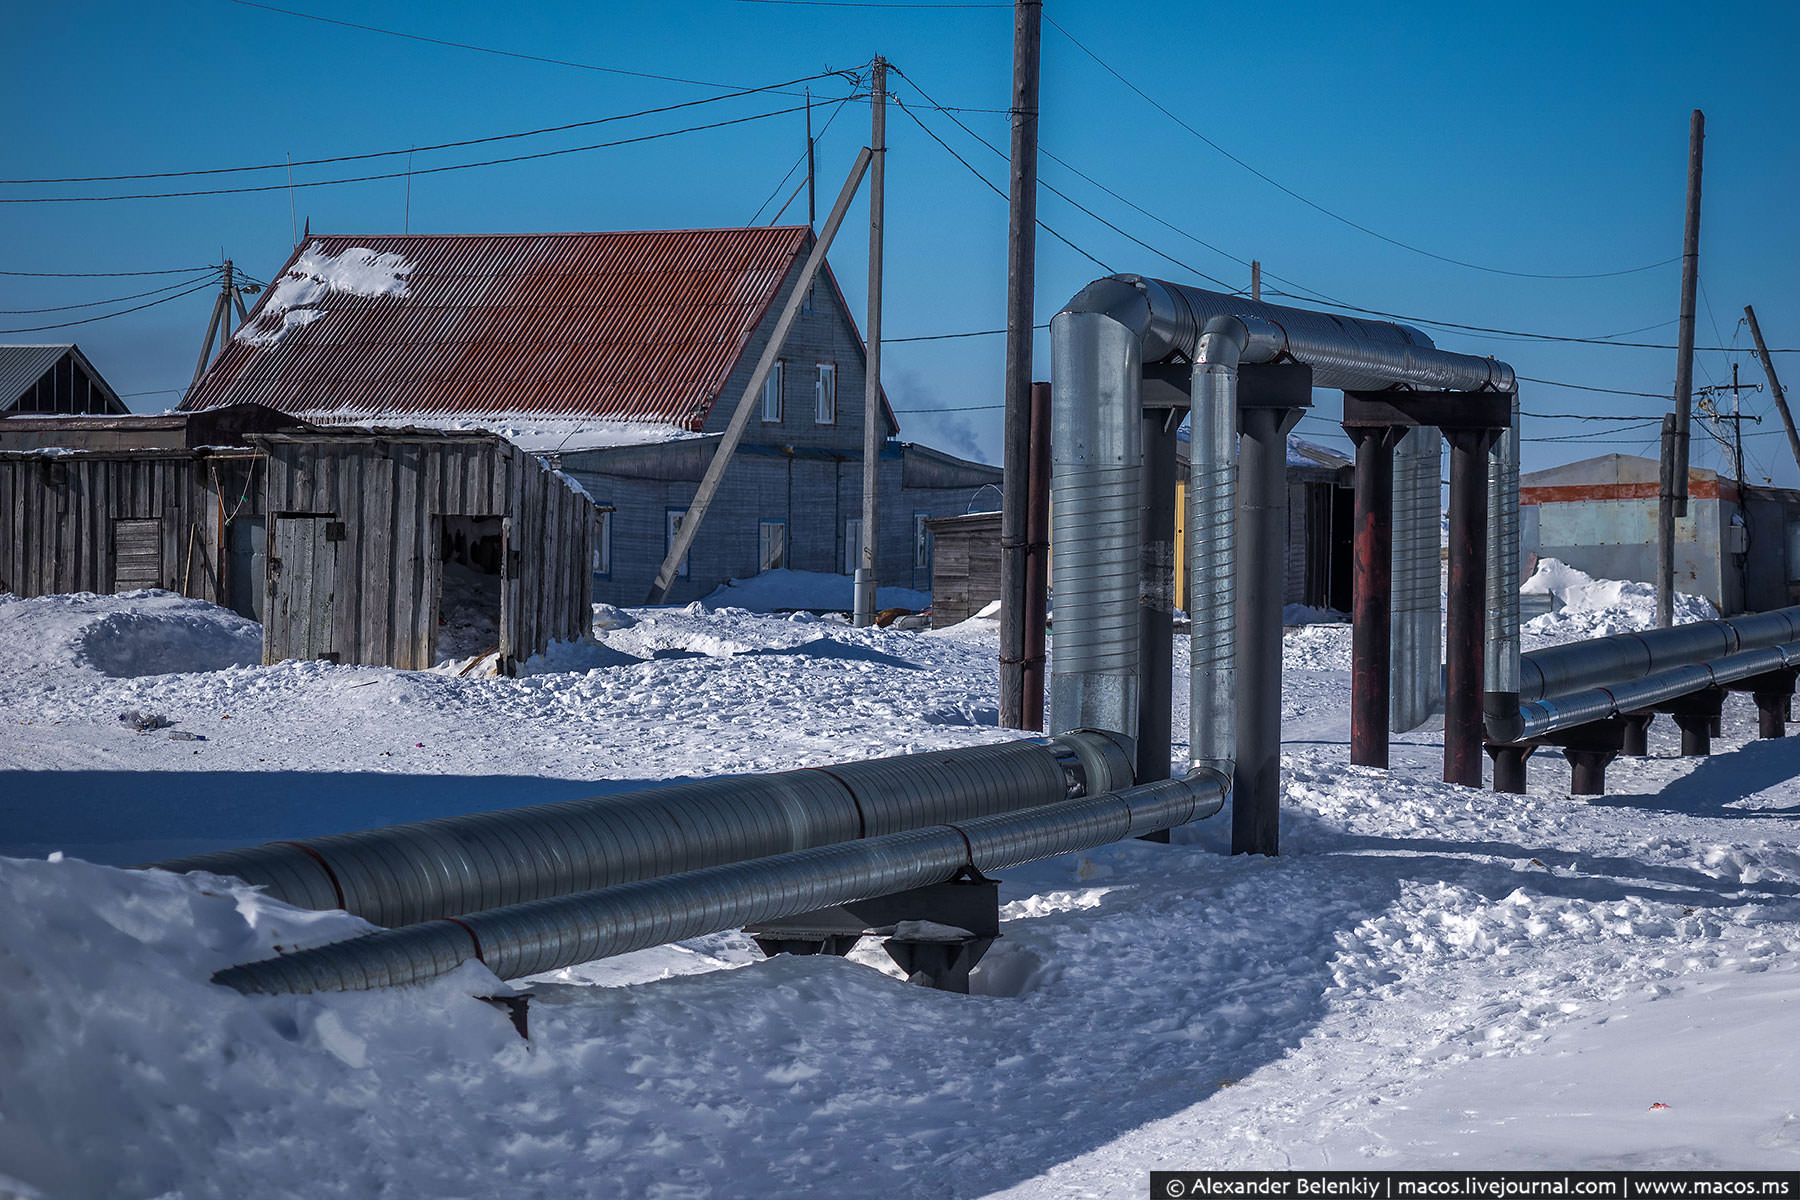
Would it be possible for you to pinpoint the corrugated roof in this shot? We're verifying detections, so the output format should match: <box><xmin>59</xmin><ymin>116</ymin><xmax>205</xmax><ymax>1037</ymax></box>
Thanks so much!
<box><xmin>181</xmin><ymin>228</ymin><xmax>840</xmax><ymax>431</ymax></box>
<box><xmin>0</xmin><ymin>345</ymin><xmax>74</xmax><ymax>411</ymax></box>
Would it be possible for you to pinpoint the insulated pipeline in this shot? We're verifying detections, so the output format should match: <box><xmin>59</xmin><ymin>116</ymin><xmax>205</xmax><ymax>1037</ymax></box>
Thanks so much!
<box><xmin>144</xmin><ymin>732</ymin><xmax>1135</xmax><ymax>928</ymax></box>
<box><xmin>1519</xmin><ymin>607</ymin><xmax>1800</xmax><ymax>705</ymax></box>
<box><xmin>214</xmin><ymin>772</ymin><xmax>1230</xmax><ymax>995</ymax></box>
<box><xmin>1518</xmin><ymin>643</ymin><xmax>1800</xmax><ymax>740</ymax></box>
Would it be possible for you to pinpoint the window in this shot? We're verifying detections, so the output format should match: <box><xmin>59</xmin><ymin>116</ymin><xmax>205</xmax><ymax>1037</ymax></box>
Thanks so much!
<box><xmin>914</xmin><ymin>512</ymin><xmax>932</xmax><ymax>570</ymax></box>
<box><xmin>761</xmin><ymin>361</ymin><xmax>783</xmax><ymax>423</ymax></box>
<box><xmin>844</xmin><ymin>518</ymin><xmax>862</xmax><ymax>575</ymax></box>
<box><xmin>666</xmin><ymin>507</ymin><xmax>690</xmax><ymax>578</ymax></box>
<box><xmin>759</xmin><ymin>519</ymin><xmax>786</xmax><ymax>572</ymax></box>
<box><xmin>592</xmin><ymin>509</ymin><xmax>613</xmax><ymax>578</ymax></box>
<box><xmin>815</xmin><ymin>362</ymin><xmax>837</xmax><ymax>425</ymax></box>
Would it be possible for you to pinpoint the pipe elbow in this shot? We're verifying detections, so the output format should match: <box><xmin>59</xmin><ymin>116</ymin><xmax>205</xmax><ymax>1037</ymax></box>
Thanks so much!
<box><xmin>1056</xmin><ymin>276</ymin><xmax>1152</xmax><ymax>340</ymax></box>
<box><xmin>1483</xmin><ymin>691</ymin><xmax>1526</xmax><ymax>745</ymax></box>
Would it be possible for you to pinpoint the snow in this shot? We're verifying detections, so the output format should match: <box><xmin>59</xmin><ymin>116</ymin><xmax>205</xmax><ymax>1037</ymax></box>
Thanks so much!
<box><xmin>233</xmin><ymin>244</ymin><xmax>413</xmax><ymax>349</ymax></box>
<box><xmin>329</xmin><ymin>414</ymin><xmax>702</xmax><ymax>454</ymax></box>
<box><xmin>703</xmin><ymin>567</ymin><xmax>931</xmax><ymax>613</ymax></box>
<box><xmin>4</xmin><ymin>566</ymin><xmax>1800</xmax><ymax>1195</ymax></box>
<box><xmin>1522</xmin><ymin>557</ymin><xmax>1719</xmax><ymax>645</ymax></box>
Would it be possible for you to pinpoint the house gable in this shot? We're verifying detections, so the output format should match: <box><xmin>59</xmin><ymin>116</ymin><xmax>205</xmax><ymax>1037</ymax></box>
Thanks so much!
<box><xmin>0</xmin><ymin>344</ymin><xmax>126</xmax><ymax>416</ymax></box>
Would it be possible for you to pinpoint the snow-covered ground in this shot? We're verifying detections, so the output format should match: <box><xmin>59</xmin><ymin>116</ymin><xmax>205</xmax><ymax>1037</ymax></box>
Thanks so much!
<box><xmin>2</xmin><ymin>576</ymin><xmax>1798</xmax><ymax>1198</ymax></box>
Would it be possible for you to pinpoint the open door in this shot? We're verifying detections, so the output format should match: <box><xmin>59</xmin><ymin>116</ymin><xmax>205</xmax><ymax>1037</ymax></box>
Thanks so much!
<box><xmin>266</xmin><ymin>515</ymin><xmax>340</xmax><ymax>663</ymax></box>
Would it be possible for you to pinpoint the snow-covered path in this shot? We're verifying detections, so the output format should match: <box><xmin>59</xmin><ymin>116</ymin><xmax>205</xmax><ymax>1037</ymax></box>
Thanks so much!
<box><xmin>2</xmin><ymin>590</ymin><xmax>1798</xmax><ymax>1198</ymax></box>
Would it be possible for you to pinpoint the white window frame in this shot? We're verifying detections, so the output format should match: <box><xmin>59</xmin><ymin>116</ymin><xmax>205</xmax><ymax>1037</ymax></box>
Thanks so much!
<box><xmin>593</xmin><ymin>509</ymin><xmax>613</xmax><ymax>578</ymax></box>
<box><xmin>815</xmin><ymin>362</ymin><xmax>837</xmax><ymax>425</ymax></box>
<box><xmin>761</xmin><ymin>360</ymin><xmax>783</xmax><ymax>423</ymax></box>
<box><xmin>666</xmin><ymin>507</ymin><xmax>690</xmax><ymax>579</ymax></box>
<box><xmin>758</xmin><ymin>519</ymin><xmax>787</xmax><ymax>572</ymax></box>
<box><xmin>844</xmin><ymin>518</ymin><xmax>861</xmax><ymax>576</ymax></box>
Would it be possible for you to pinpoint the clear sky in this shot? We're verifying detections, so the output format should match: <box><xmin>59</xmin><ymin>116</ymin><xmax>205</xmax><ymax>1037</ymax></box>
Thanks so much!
<box><xmin>5</xmin><ymin>1</ymin><xmax>1798</xmax><ymax>481</ymax></box>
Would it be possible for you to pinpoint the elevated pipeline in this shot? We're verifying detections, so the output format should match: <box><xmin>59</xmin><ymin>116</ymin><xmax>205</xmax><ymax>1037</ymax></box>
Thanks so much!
<box><xmin>143</xmin><ymin>732</ymin><xmax>1134</xmax><ymax>929</ymax></box>
<box><xmin>214</xmin><ymin>772</ymin><xmax>1228</xmax><ymax>995</ymax></box>
<box><xmin>1519</xmin><ymin>606</ymin><xmax>1800</xmax><ymax>707</ymax></box>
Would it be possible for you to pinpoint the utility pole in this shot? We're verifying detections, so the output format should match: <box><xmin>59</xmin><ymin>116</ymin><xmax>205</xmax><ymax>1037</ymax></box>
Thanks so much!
<box><xmin>1657</xmin><ymin>109</ymin><xmax>1705</xmax><ymax>628</ymax></box>
<box><xmin>1251</xmin><ymin>259</ymin><xmax>1262</xmax><ymax>303</ymax></box>
<box><xmin>806</xmin><ymin>90</ymin><xmax>816</xmax><ymax>231</ymax></box>
<box><xmin>853</xmin><ymin>56</ymin><xmax>887</xmax><ymax>628</ymax></box>
<box><xmin>1745</xmin><ymin>305</ymin><xmax>1800</xmax><ymax>477</ymax></box>
<box><xmin>998</xmin><ymin>0</ymin><xmax>1043</xmax><ymax>728</ymax></box>
<box><xmin>1698</xmin><ymin>364</ymin><xmax>1761</xmax><ymax>485</ymax></box>
<box><xmin>187</xmin><ymin>261</ymin><xmax>253</xmax><ymax>393</ymax></box>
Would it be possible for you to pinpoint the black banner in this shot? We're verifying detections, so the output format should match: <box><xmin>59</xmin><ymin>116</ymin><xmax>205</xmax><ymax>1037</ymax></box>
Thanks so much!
<box><xmin>1148</xmin><ymin>1173</ymin><xmax>1800</xmax><ymax>1200</ymax></box>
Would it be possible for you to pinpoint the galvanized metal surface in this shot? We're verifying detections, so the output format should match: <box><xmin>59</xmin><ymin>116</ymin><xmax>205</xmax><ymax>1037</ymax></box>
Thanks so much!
<box><xmin>1390</xmin><ymin>427</ymin><xmax>1443</xmax><ymax>732</ymax></box>
<box><xmin>182</xmin><ymin>229</ymin><xmax>819</xmax><ymax>429</ymax></box>
<box><xmin>1519</xmin><ymin>643</ymin><xmax>1800</xmax><ymax>739</ymax></box>
<box><xmin>1486</xmin><ymin>393</ymin><xmax>1522</xmax><ymax>696</ymax></box>
<box><xmin>1187</xmin><ymin>324</ymin><xmax>1239</xmax><ymax>777</ymax></box>
<box><xmin>1519</xmin><ymin>607</ymin><xmax>1800</xmax><ymax>704</ymax></box>
<box><xmin>213</xmin><ymin>773</ymin><xmax>1227</xmax><ymax>995</ymax></box>
<box><xmin>1048</xmin><ymin>307</ymin><xmax>1142</xmax><ymax>738</ymax></box>
<box><xmin>147</xmin><ymin>732</ymin><xmax>1134</xmax><ymax>929</ymax></box>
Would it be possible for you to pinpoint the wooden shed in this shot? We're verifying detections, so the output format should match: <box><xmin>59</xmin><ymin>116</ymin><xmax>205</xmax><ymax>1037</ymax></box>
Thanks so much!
<box><xmin>253</xmin><ymin>428</ymin><xmax>595</xmax><ymax>672</ymax></box>
<box><xmin>924</xmin><ymin>510</ymin><xmax>1001</xmax><ymax>627</ymax></box>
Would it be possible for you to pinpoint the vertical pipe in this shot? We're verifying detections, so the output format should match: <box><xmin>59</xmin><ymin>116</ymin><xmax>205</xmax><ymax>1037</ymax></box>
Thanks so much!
<box><xmin>1390</xmin><ymin>427</ymin><xmax>1443</xmax><ymax>733</ymax></box>
<box><xmin>854</xmin><ymin>57</ymin><xmax>887</xmax><ymax>628</ymax></box>
<box><xmin>1048</xmin><ymin>311</ymin><xmax>1141</xmax><ymax>739</ymax></box>
<box><xmin>1189</xmin><ymin>335</ymin><xmax>1239</xmax><ymax>779</ymax></box>
<box><xmin>997</xmin><ymin>0</ymin><xmax>1043</xmax><ymax>727</ymax></box>
<box><xmin>1484</xmin><ymin>392</ymin><xmax>1522</xmax><ymax>743</ymax></box>
<box><xmin>1349</xmin><ymin>425</ymin><xmax>1400</xmax><ymax>767</ymax></box>
<box><xmin>1445</xmin><ymin>429</ymin><xmax>1495</xmax><ymax>787</ymax></box>
<box><xmin>1137</xmin><ymin>411</ymin><xmax>1177</xmax><ymax>786</ymax></box>
<box><xmin>1234</xmin><ymin>405</ymin><xmax>1294</xmax><ymax>855</ymax></box>
<box><xmin>1656</xmin><ymin>413</ymin><xmax>1678</xmax><ymax>628</ymax></box>
<box><xmin>1020</xmin><ymin>381</ymin><xmax>1052</xmax><ymax>731</ymax></box>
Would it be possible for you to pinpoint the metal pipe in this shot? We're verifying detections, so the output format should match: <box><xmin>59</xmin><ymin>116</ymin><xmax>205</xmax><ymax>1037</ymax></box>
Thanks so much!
<box><xmin>1484</xmin><ymin>391</ymin><xmax>1523</xmax><ymax>743</ymax></box>
<box><xmin>1188</xmin><ymin>318</ymin><xmax>1243</xmax><ymax>779</ymax></box>
<box><xmin>1020</xmin><ymin>380</ymin><xmax>1052</xmax><ymax>730</ymax></box>
<box><xmin>144</xmin><ymin>732</ymin><xmax>1135</xmax><ymax>927</ymax></box>
<box><xmin>1519</xmin><ymin>607</ymin><xmax>1800</xmax><ymax>704</ymax></box>
<box><xmin>1235</xmin><ymin>405</ymin><xmax>1291</xmax><ymax>854</ymax></box>
<box><xmin>1349</xmin><ymin>425</ymin><xmax>1401</xmax><ymax>766</ymax></box>
<box><xmin>1391</xmin><ymin>427</ymin><xmax>1442</xmax><ymax>733</ymax></box>
<box><xmin>1518</xmin><ymin>643</ymin><xmax>1800</xmax><ymax>740</ymax></box>
<box><xmin>214</xmin><ymin>772</ymin><xmax>1230</xmax><ymax>995</ymax></box>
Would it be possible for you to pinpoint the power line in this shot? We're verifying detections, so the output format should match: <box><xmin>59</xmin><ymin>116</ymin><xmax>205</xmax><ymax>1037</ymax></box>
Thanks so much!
<box><xmin>225</xmin><ymin>0</ymin><xmax>833</xmax><ymax>92</ymax></box>
<box><xmin>2</xmin><ymin>73</ymin><xmax>855</xmax><ymax>185</ymax></box>
<box><xmin>0</xmin><ymin>280</ymin><xmax>216</xmax><ymax>334</ymax></box>
<box><xmin>1516</xmin><ymin>375</ymin><xmax>1669</xmax><ymax>399</ymax></box>
<box><xmin>747</xmin><ymin>94</ymin><xmax>855</xmax><ymax>224</ymax></box>
<box><xmin>734</xmin><ymin>0</ymin><xmax>1011</xmax><ymax>6</ymax></box>
<box><xmin>1043</xmin><ymin>13</ymin><xmax>1679</xmax><ymax>283</ymax></box>
<box><xmin>0</xmin><ymin>102</ymin><xmax>847</xmax><ymax>204</ymax></box>
<box><xmin>0</xmin><ymin>272</ymin><xmax>218</xmax><ymax>314</ymax></box>
<box><xmin>0</xmin><ymin>265</ymin><xmax>216</xmax><ymax>278</ymax></box>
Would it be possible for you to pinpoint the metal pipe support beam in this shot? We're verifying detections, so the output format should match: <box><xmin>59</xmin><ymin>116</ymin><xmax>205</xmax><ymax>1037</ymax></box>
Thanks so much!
<box><xmin>1349</xmin><ymin>425</ymin><xmax>1403</xmax><ymax>767</ymax></box>
<box><xmin>1445</xmin><ymin>428</ymin><xmax>1498</xmax><ymax>786</ymax></box>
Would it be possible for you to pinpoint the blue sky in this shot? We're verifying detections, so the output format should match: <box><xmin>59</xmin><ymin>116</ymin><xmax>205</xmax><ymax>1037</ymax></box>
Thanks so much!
<box><xmin>5</xmin><ymin>1</ymin><xmax>1798</xmax><ymax>481</ymax></box>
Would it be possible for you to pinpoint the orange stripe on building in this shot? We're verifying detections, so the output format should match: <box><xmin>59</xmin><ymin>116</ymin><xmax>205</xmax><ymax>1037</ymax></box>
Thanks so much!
<box><xmin>1522</xmin><ymin>479</ymin><xmax>1735</xmax><ymax>504</ymax></box>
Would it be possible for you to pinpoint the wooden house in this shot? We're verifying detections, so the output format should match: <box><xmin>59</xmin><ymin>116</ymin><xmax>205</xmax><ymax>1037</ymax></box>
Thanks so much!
<box><xmin>180</xmin><ymin>228</ymin><xmax>1000</xmax><ymax>606</ymax></box>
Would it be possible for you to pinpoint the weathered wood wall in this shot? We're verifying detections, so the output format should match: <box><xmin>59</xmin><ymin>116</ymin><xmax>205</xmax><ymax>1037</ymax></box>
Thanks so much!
<box><xmin>0</xmin><ymin>450</ymin><xmax>263</xmax><ymax>606</ymax></box>
<box><xmin>258</xmin><ymin>432</ymin><xmax>593</xmax><ymax>671</ymax></box>
<box><xmin>926</xmin><ymin>511</ymin><xmax>1002</xmax><ymax>627</ymax></box>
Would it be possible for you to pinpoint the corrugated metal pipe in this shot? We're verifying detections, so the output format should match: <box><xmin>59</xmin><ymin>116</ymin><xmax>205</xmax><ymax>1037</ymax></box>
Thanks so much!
<box><xmin>1391</xmin><ymin>427</ymin><xmax>1443</xmax><ymax>732</ymax></box>
<box><xmin>1519</xmin><ymin>605</ymin><xmax>1800</xmax><ymax>707</ymax></box>
<box><xmin>143</xmin><ymin>733</ymin><xmax>1135</xmax><ymax>930</ymax></box>
<box><xmin>1484</xmin><ymin>392</ymin><xmax>1525</xmax><ymax>742</ymax></box>
<box><xmin>213</xmin><ymin>772</ymin><xmax>1229</xmax><ymax>995</ymax></box>
<box><xmin>1520</xmin><ymin>642</ymin><xmax>1800</xmax><ymax>740</ymax></box>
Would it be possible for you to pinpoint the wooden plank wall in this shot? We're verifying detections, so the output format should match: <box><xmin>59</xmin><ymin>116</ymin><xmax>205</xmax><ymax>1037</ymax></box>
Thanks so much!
<box><xmin>926</xmin><ymin>512</ymin><xmax>1001</xmax><ymax>627</ymax></box>
<box><xmin>261</xmin><ymin>435</ymin><xmax>592</xmax><ymax>671</ymax></box>
<box><xmin>0</xmin><ymin>452</ymin><xmax>260</xmax><ymax>604</ymax></box>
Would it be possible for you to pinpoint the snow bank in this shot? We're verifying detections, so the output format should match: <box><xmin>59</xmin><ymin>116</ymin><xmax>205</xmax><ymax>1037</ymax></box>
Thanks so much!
<box><xmin>1522</xmin><ymin>557</ymin><xmax>1717</xmax><ymax>644</ymax></box>
<box><xmin>234</xmin><ymin>243</ymin><xmax>413</xmax><ymax>349</ymax></box>
<box><xmin>0</xmin><ymin>590</ymin><xmax>260</xmax><ymax>678</ymax></box>
<box><xmin>703</xmin><ymin>568</ymin><xmax>929</xmax><ymax>613</ymax></box>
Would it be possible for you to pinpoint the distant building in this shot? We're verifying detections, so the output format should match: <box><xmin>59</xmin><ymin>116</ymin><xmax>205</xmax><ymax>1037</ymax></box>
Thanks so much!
<box><xmin>0</xmin><ymin>344</ymin><xmax>126</xmax><ymax>415</ymax></box>
<box><xmin>181</xmin><ymin>228</ymin><xmax>999</xmax><ymax>606</ymax></box>
<box><xmin>1521</xmin><ymin>452</ymin><xmax>1800</xmax><ymax>614</ymax></box>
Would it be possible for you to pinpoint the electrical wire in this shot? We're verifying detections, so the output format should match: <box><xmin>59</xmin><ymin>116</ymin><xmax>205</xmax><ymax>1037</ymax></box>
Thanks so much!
<box><xmin>0</xmin><ymin>280</ymin><xmax>216</xmax><ymax>334</ymax></box>
<box><xmin>1043</xmin><ymin>12</ymin><xmax>1679</xmax><ymax>283</ymax></box>
<box><xmin>747</xmin><ymin>94</ymin><xmax>855</xmax><ymax>224</ymax></box>
<box><xmin>1</xmin><ymin>102</ymin><xmax>849</xmax><ymax>203</ymax></box>
<box><xmin>0</xmin><ymin>265</ymin><xmax>217</xmax><ymax>277</ymax></box>
<box><xmin>0</xmin><ymin>272</ymin><xmax>218</xmax><ymax>314</ymax></box>
<box><xmin>1</xmin><ymin>73</ymin><xmax>857</xmax><ymax>185</ymax></box>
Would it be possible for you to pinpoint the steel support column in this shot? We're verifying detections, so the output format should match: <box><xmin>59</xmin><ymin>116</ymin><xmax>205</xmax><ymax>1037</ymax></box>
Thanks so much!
<box><xmin>1445</xmin><ymin>428</ymin><xmax>1499</xmax><ymax>787</ymax></box>
<box><xmin>1621</xmin><ymin>712</ymin><xmax>1655</xmax><ymax>757</ymax></box>
<box><xmin>1484</xmin><ymin>742</ymin><xmax>1534</xmax><ymax>794</ymax></box>
<box><xmin>1020</xmin><ymin>381</ymin><xmax>1052</xmax><ymax>730</ymax></box>
<box><xmin>1137</xmin><ymin>408</ymin><xmax>1179</xmax><ymax>843</ymax></box>
<box><xmin>1348</xmin><ymin>425</ymin><xmax>1404</xmax><ymax>768</ymax></box>
<box><xmin>1234</xmin><ymin>403</ymin><xmax>1303</xmax><ymax>855</ymax></box>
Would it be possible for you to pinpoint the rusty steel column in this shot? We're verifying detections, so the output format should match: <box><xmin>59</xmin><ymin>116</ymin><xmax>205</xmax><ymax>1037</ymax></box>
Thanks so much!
<box><xmin>1445</xmin><ymin>428</ymin><xmax>1498</xmax><ymax>787</ymax></box>
<box><xmin>1020</xmin><ymin>381</ymin><xmax>1052</xmax><ymax>731</ymax></box>
<box><xmin>1484</xmin><ymin>742</ymin><xmax>1533</xmax><ymax>794</ymax></box>
<box><xmin>1348</xmin><ymin>424</ymin><xmax>1403</xmax><ymax>768</ymax></box>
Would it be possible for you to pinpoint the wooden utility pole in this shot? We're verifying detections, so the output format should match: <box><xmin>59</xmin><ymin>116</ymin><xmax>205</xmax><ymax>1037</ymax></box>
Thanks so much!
<box><xmin>1745</xmin><ymin>305</ymin><xmax>1800</xmax><ymax>477</ymax></box>
<box><xmin>1657</xmin><ymin>109</ymin><xmax>1705</xmax><ymax>628</ymax></box>
<box><xmin>853</xmin><ymin>56</ymin><xmax>887</xmax><ymax>628</ymax></box>
<box><xmin>806</xmin><ymin>90</ymin><xmax>816</xmax><ymax>231</ymax></box>
<box><xmin>646</xmin><ymin>148</ymin><xmax>874</xmax><ymax>603</ymax></box>
<box><xmin>188</xmin><ymin>261</ymin><xmax>249</xmax><ymax>392</ymax></box>
<box><xmin>998</xmin><ymin>0</ymin><xmax>1043</xmax><ymax>728</ymax></box>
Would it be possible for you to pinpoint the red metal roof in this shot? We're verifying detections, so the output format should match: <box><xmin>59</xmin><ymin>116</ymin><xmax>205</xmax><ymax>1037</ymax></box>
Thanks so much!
<box><xmin>181</xmin><ymin>228</ymin><xmax>830</xmax><ymax>431</ymax></box>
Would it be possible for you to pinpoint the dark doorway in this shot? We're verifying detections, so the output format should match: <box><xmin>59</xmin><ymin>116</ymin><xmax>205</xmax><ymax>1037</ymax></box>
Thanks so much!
<box><xmin>438</xmin><ymin>515</ymin><xmax>503</xmax><ymax>664</ymax></box>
